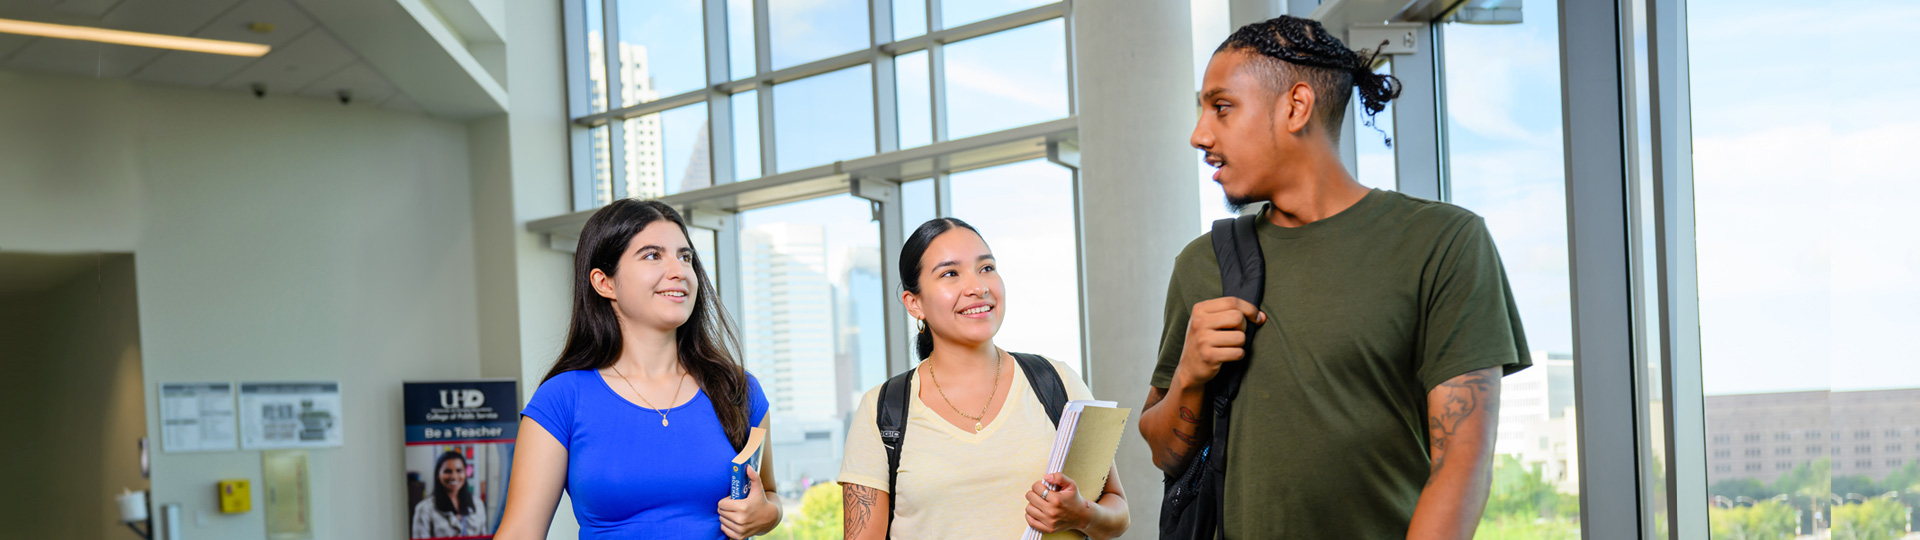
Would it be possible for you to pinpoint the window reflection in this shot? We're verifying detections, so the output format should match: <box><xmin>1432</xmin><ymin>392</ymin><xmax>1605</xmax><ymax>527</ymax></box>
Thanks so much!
<box><xmin>1441</xmin><ymin>2</ymin><xmax>1583</xmax><ymax>537</ymax></box>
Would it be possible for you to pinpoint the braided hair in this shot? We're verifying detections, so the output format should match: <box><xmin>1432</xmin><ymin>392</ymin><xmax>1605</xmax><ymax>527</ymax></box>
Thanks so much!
<box><xmin>1216</xmin><ymin>15</ymin><xmax>1402</xmax><ymax>146</ymax></box>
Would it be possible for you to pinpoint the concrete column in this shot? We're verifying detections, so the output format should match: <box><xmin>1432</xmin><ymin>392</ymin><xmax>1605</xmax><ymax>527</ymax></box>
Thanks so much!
<box><xmin>1072</xmin><ymin>0</ymin><xmax>1196</xmax><ymax>536</ymax></box>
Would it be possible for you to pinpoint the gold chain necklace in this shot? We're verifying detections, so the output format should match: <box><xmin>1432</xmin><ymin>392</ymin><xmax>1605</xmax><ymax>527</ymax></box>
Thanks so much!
<box><xmin>611</xmin><ymin>364</ymin><xmax>686</xmax><ymax>427</ymax></box>
<box><xmin>927</xmin><ymin>349</ymin><xmax>1003</xmax><ymax>433</ymax></box>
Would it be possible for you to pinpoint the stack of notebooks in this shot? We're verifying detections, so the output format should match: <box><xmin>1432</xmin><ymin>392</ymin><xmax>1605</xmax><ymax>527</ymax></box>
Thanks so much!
<box><xmin>1022</xmin><ymin>400</ymin><xmax>1132</xmax><ymax>540</ymax></box>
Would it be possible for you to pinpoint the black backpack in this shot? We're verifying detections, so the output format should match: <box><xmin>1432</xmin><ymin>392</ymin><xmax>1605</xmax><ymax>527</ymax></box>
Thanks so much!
<box><xmin>1160</xmin><ymin>213</ymin><xmax>1266</xmax><ymax>540</ymax></box>
<box><xmin>875</xmin><ymin>351</ymin><xmax>1069</xmax><ymax>537</ymax></box>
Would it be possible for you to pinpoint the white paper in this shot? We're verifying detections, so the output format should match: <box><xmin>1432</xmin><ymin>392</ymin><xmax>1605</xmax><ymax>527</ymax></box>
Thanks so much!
<box><xmin>240</xmin><ymin>382</ymin><xmax>343</xmax><ymax>450</ymax></box>
<box><xmin>159</xmin><ymin>382</ymin><xmax>237</xmax><ymax>452</ymax></box>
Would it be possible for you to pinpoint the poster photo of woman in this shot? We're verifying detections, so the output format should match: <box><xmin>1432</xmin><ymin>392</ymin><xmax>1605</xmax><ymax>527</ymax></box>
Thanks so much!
<box><xmin>406</xmin><ymin>444</ymin><xmax>508</xmax><ymax>539</ymax></box>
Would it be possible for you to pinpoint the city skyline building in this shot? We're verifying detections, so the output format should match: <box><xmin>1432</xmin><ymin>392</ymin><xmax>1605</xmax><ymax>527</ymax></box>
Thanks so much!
<box><xmin>1496</xmin><ymin>352</ymin><xmax>1579</xmax><ymax>494</ymax></box>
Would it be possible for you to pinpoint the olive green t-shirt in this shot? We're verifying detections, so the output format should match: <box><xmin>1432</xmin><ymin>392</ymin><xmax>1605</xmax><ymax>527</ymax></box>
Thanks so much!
<box><xmin>1151</xmin><ymin>189</ymin><xmax>1531</xmax><ymax>540</ymax></box>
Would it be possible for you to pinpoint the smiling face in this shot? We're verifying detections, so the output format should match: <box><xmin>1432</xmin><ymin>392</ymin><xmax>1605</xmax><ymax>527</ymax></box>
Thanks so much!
<box><xmin>591</xmin><ymin>220</ymin><xmax>698</xmax><ymax>332</ymax></box>
<box><xmin>1193</xmin><ymin>50</ymin><xmax>1318</xmax><ymax>208</ymax></box>
<box><xmin>903</xmin><ymin>228</ymin><xmax>1004</xmax><ymax>351</ymax></box>
<box><xmin>437</xmin><ymin>457</ymin><xmax>466</xmax><ymax>493</ymax></box>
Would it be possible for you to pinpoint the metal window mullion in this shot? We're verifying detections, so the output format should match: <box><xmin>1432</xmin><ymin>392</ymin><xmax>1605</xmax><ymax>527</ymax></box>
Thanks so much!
<box><xmin>881</xmin><ymin>3</ymin><xmax>1064</xmax><ymax>55</ymax></box>
<box><xmin>1069</xmin><ymin>165</ymin><xmax>1090</xmax><ymax>379</ymax></box>
<box><xmin>926</xmin><ymin>0</ymin><xmax>948</xmax><ymax>144</ymax></box>
<box><xmin>1559</xmin><ymin>0</ymin><xmax>1648</xmax><ymax>538</ymax></box>
<box><xmin>1391</xmin><ymin>23</ymin><xmax>1442</xmax><ymax>202</ymax></box>
<box><xmin>871</xmin><ymin>0</ymin><xmax>899</xmax><ymax>155</ymax></box>
<box><xmin>704</xmin><ymin>0</ymin><xmax>735</xmax><ymax>186</ymax></box>
<box><xmin>1061</xmin><ymin>0</ymin><xmax>1076</xmax><ymax>116</ymax></box>
<box><xmin>563</xmin><ymin>0</ymin><xmax>596</xmax><ymax>210</ymax></box>
<box><xmin>934</xmin><ymin>172</ymin><xmax>952</xmax><ymax>217</ymax></box>
<box><xmin>1647</xmin><ymin>0</ymin><xmax>1707</xmax><ymax>536</ymax></box>
<box><xmin>754</xmin><ymin>0</ymin><xmax>777</xmax><ymax>176</ymax></box>
<box><xmin>603</xmin><ymin>0</ymin><xmax>629</xmax><ymax>201</ymax></box>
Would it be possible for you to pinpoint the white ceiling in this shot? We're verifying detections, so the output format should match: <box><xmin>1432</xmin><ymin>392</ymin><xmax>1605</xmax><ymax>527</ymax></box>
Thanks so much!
<box><xmin>0</xmin><ymin>0</ymin><xmax>419</xmax><ymax>112</ymax></box>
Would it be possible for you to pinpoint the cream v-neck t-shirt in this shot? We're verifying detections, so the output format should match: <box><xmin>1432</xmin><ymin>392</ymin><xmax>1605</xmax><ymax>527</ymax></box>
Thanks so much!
<box><xmin>838</xmin><ymin>356</ymin><xmax>1095</xmax><ymax>539</ymax></box>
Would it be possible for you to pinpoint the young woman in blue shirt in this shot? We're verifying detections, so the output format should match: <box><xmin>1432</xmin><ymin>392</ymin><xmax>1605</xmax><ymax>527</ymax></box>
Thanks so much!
<box><xmin>496</xmin><ymin>199</ymin><xmax>781</xmax><ymax>540</ymax></box>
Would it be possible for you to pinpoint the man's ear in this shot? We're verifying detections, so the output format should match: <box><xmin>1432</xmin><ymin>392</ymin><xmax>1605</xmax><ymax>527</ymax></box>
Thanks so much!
<box><xmin>1283</xmin><ymin>81</ymin><xmax>1316</xmax><ymax>135</ymax></box>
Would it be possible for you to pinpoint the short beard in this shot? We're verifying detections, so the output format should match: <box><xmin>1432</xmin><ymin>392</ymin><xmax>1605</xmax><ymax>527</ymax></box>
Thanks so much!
<box><xmin>1224</xmin><ymin>194</ymin><xmax>1262</xmax><ymax>214</ymax></box>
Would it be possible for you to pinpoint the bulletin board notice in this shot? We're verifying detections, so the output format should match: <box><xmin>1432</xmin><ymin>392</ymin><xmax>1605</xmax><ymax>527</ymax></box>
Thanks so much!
<box><xmin>240</xmin><ymin>382</ymin><xmax>343</xmax><ymax>450</ymax></box>
<box><xmin>160</xmin><ymin>382</ymin><xmax>237</xmax><ymax>452</ymax></box>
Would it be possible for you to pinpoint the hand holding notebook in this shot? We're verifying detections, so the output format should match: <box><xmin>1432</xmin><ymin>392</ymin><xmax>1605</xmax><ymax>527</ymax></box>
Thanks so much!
<box><xmin>1023</xmin><ymin>400</ymin><xmax>1132</xmax><ymax>540</ymax></box>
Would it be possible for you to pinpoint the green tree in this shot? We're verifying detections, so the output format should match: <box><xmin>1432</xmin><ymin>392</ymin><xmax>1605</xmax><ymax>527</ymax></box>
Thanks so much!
<box><xmin>1711</xmin><ymin>477</ymin><xmax>1772</xmax><ymax>502</ymax></box>
<box><xmin>1831</xmin><ymin>498</ymin><xmax>1908</xmax><ymax>540</ymax></box>
<box><xmin>1708</xmin><ymin>500</ymin><xmax>1798</xmax><ymax>540</ymax></box>
<box><xmin>1483</xmin><ymin>455</ymin><xmax>1577</xmax><ymax>520</ymax></box>
<box><xmin>769</xmin><ymin>482</ymin><xmax>843</xmax><ymax>540</ymax></box>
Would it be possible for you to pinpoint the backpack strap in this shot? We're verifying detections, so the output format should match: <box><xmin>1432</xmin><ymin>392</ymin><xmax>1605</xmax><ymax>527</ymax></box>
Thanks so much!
<box><xmin>876</xmin><ymin>367</ymin><xmax>915</xmax><ymax>538</ymax></box>
<box><xmin>1011</xmin><ymin>352</ymin><xmax>1069</xmax><ymax>427</ymax></box>
<box><xmin>1206</xmin><ymin>213</ymin><xmax>1266</xmax><ymax>538</ymax></box>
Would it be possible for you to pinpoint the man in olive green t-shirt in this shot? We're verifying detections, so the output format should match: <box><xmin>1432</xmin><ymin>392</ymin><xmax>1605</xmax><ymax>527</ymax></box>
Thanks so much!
<box><xmin>1139</xmin><ymin>16</ymin><xmax>1531</xmax><ymax>540</ymax></box>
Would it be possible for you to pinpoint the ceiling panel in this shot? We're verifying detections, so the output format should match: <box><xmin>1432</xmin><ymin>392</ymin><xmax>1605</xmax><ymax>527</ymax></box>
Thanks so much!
<box><xmin>0</xmin><ymin>34</ymin><xmax>34</xmax><ymax>60</ymax></box>
<box><xmin>193</xmin><ymin>0</ymin><xmax>313</xmax><ymax>48</ymax></box>
<box><xmin>213</xmin><ymin>28</ymin><xmax>353</xmax><ymax>95</ymax></box>
<box><xmin>46</xmin><ymin>0</ymin><xmax>124</xmax><ymax>18</ymax></box>
<box><xmin>128</xmin><ymin>49</ymin><xmax>252</xmax><ymax>87</ymax></box>
<box><xmin>99</xmin><ymin>0</ymin><xmax>244</xmax><ymax>35</ymax></box>
<box><xmin>3</xmin><ymin>38</ymin><xmax>162</xmax><ymax>78</ymax></box>
<box><xmin>382</xmin><ymin>93</ymin><xmax>421</xmax><ymax>113</ymax></box>
<box><xmin>296</xmin><ymin>61</ymin><xmax>395</xmax><ymax>104</ymax></box>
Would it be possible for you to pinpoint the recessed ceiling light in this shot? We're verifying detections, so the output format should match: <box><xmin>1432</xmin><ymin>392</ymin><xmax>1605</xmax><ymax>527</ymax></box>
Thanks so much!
<box><xmin>0</xmin><ymin>18</ymin><xmax>270</xmax><ymax>57</ymax></box>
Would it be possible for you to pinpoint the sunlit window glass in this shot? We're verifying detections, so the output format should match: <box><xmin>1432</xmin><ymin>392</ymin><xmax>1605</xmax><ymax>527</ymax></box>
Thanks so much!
<box><xmin>943</xmin><ymin>0</ymin><xmax>1051</xmax><ymax>30</ymax></box>
<box><xmin>774</xmin><ymin>66</ymin><xmax>876</xmax><ymax>172</ymax></box>
<box><xmin>741</xmin><ymin>195</ymin><xmax>884</xmax><ymax>537</ymax></box>
<box><xmin>1442</xmin><ymin>2</ymin><xmax>1583</xmax><ymax>536</ymax></box>
<box><xmin>943</xmin><ymin>20</ymin><xmax>1068</xmax><ymax>140</ymax></box>
<box><xmin>949</xmin><ymin>160</ymin><xmax>1082</xmax><ymax>375</ymax></box>
<box><xmin>621</xmin><ymin>102</ymin><xmax>710</xmax><ymax>199</ymax></box>
<box><xmin>769</xmin><ymin>0</ymin><xmax>868</xmax><ymax>70</ymax></box>
<box><xmin>615</xmin><ymin>0</ymin><xmax>706</xmax><ymax>105</ymax></box>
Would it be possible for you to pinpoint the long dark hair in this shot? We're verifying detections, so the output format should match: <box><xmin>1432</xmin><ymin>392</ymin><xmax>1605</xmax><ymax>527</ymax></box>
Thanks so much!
<box><xmin>899</xmin><ymin>218</ymin><xmax>985</xmax><ymax>360</ymax></box>
<box><xmin>431</xmin><ymin>451</ymin><xmax>477</xmax><ymax>515</ymax></box>
<box><xmin>543</xmin><ymin>199</ymin><xmax>752</xmax><ymax>450</ymax></box>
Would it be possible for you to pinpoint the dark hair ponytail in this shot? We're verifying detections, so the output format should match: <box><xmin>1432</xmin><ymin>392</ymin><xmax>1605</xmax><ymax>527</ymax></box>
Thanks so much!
<box><xmin>543</xmin><ymin>199</ymin><xmax>753</xmax><ymax>450</ymax></box>
<box><xmin>1217</xmin><ymin>15</ymin><xmax>1403</xmax><ymax>145</ymax></box>
<box><xmin>899</xmin><ymin>218</ymin><xmax>984</xmax><ymax>359</ymax></box>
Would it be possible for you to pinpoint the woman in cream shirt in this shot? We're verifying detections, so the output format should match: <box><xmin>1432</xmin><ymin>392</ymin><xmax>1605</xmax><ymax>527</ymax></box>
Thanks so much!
<box><xmin>838</xmin><ymin>218</ymin><xmax>1130</xmax><ymax>540</ymax></box>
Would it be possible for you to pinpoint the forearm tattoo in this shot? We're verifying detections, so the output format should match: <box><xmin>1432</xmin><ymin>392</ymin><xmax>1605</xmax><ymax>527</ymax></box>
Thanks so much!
<box><xmin>1426</xmin><ymin>368</ymin><xmax>1496</xmax><ymax>484</ymax></box>
<box><xmin>843</xmin><ymin>484</ymin><xmax>879</xmax><ymax>537</ymax></box>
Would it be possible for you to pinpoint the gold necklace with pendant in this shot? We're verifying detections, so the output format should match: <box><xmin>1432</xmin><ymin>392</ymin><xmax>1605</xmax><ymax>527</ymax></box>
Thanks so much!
<box><xmin>612</xmin><ymin>364</ymin><xmax>686</xmax><ymax>427</ymax></box>
<box><xmin>928</xmin><ymin>349</ymin><xmax>1003</xmax><ymax>433</ymax></box>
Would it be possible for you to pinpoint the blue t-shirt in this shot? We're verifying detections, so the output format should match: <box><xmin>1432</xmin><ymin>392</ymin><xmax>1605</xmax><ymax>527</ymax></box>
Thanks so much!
<box><xmin>523</xmin><ymin>369</ymin><xmax>770</xmax><ymax>539</ymax></box>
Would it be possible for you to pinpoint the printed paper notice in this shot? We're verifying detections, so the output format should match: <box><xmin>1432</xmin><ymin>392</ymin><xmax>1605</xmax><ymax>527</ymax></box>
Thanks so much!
<box><xmin>240</xmin><ymin>382</ymin><xmax>343</xmax><ymax>450</ymax></box>
<box><xmin>159</xmin><ymin>382</ymin><xmax>237</xmax><ymax>452</ymax></box>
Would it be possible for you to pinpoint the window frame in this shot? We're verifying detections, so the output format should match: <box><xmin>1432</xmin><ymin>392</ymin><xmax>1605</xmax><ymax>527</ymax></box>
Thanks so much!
<box><xmin>546</xmin><ymin>0</ymin><xmax>1088</xmax><ymax>378</ymax></box>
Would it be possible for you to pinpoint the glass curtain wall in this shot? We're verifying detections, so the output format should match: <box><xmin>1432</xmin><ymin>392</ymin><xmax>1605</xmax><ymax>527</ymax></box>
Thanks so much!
<box><xmin>1688</xmin><ymin>0</ymin><xmax>1920</xmax><ymax>538</ymax></box>
<box><xmin>566</xmin><ymin>1</ymin><xmax>1078</xmax><ymax>536</ymax></box>
<box><xmin>1440</xmin><ymin>3</ymin><xmax>1583</xmax><ymax>537</ymax></box>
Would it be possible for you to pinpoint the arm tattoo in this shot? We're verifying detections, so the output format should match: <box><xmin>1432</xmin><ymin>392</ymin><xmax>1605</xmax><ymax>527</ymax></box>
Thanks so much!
<box><xmin>1426</xmin><ymin>369</ymin><xmax>1497</xmax><ymax>484</ymax></box>
<box><xmin>1178</xmin><ymin>406</ymin><xmax>1200</xmax><ymax>424</ymax></box>
<box><xmin>1172</xmin><ymin>428</ymin><xmax>1203</xmax><ymax>446</ymax></box>
<box><xmin>843</xmin><ymin>484</ymin><xmax>879</xmax><ymax>537</ymax></box>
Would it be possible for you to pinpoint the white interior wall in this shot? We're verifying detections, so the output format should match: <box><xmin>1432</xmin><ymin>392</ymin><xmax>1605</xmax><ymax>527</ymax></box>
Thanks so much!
<box><xmin>0</xmin><ymin>69</ymin><xmax>481</xmax><ymax>539</ymax></box>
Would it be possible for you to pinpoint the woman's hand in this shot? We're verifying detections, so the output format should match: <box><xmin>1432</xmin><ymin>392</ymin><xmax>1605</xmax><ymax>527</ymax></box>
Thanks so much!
<box><xmin>717</xmin><ymin>466</ymin><xmax>781</xmax><ymax>539</ymax></box>
<box><xmin>1023</xmin><ymin>473</ymin><xmax>1095</xmax><ymax>534</ymax></box>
